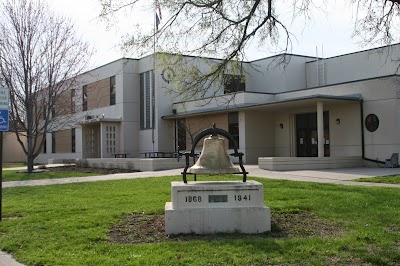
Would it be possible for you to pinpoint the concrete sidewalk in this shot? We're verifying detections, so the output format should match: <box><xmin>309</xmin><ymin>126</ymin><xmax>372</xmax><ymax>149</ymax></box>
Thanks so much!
<box><xmin>0</xmin><ymin>251</ymin><xmax>24</xmax><ymax>266</ymax></box>
<box><xmin>2</xmin><ymin>165</ymin><xmax>400</xmax><ymax>266</ymax></box>
<box><xmin>4</xmin><ymin>165</ymin><xmax>400</xmax><ymax>188</ymax></box>
<box><xmin>247</xmin><ymin>165</ymin><xmax>400</xmax><ymax>188</ymax></box>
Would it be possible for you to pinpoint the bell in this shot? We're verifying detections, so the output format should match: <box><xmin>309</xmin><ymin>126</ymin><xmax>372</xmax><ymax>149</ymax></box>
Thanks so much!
<box><xmin>188</xmin><ymin>134</ymin><xmax>241</xmax><ymax>174</ymax></box>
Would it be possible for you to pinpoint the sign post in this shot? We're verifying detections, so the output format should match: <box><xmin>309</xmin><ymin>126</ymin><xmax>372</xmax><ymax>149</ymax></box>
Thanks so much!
<box><xmin>0</xmin><ymin>86</ymin><xmax>10</xmax><ymax>221</ymax></box>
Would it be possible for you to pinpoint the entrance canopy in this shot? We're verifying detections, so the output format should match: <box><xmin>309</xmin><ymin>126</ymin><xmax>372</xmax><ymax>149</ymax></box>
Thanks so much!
<box><xmin>162</xmin><ymin>94</ymin><xmax>362</xmax><ymax>119</ymax></box>
<box><xmin>78</xmin><ymin>117</ymin><xmax>122</xmax><ymax>125</ymax></box>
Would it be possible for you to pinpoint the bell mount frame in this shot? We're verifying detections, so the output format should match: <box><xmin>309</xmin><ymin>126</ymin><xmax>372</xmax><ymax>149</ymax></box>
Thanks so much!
<box><xmin>180</xmin><ymin>124</ymin><xmax>248</xmax><ymax>183</ymax></box>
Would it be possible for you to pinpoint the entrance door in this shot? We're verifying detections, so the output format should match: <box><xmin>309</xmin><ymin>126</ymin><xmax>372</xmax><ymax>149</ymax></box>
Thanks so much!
<box><xmin>83</xmin><ymin>125</ymin><xmax>100</xmax><ymax>158</ymax></box>
<box><xmin>296</xmin><ymin>112</ymin><xmax>329</xmax><ymax>157</ymax></box>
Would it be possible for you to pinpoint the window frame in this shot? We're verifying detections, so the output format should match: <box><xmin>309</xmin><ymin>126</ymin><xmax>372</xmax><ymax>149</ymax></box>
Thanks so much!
<box><xmin>71</xmin><ymin>128</ymin><xmax>76</xmax><ymax>153</ymax></box>
<box><xmin>228</xmin><ymin>112</ymin><xmax>239</xmax><ymax>149</ymax></box>
<box><xmin>51</xmin><ymin>131</ymin><xmax>56</xmax><ymax>153</ymax></box>
<box><xmin>82</xmin><ymin>85</ymin><xmax>88</xmax><ymax>111</ymax></box>
<box><xmin>71</xmin><ymin>88</ymin><xmax>76</xmax><ymax>113</ymax></box>
<box><xmin>110</xmin><ymin>76</ymin><xmax>116</xmax><ymax>106</ymax></box>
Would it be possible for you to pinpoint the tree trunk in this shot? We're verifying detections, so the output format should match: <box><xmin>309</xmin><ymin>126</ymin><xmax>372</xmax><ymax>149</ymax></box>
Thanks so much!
<box><xmin>27</xmin><ymin>154</ymin><xmax>34</xmax><ymax>173</ymax></box>
<box><xmin>26</xmin><ymin>132</ymin><xmax>34</xmax><ymax>173</ymax></box>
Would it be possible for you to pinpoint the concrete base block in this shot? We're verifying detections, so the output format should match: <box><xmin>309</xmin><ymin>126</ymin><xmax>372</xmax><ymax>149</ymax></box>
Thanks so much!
<box><xmin>165</xmin><ymin>202</ymin><xmax>271</xmax><ymax>234</ymax></box>
<box><xmin>164</xmin><ymin>181</ymin><xmax>271</xmax><ymax>235</ymax></box>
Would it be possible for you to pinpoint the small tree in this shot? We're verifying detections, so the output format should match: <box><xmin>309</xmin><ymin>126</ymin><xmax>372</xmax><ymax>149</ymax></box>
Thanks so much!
<box><xmin>0</xmin><ymin>0</ymin><xmax>91</xmax><ymax>172</ymax></box>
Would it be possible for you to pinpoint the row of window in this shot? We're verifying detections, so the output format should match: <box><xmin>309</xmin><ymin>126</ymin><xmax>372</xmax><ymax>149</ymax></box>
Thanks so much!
<box><xmin>82</xmin><ymin>76</ymin><xmax>116</xmax><ymax>112</ymax></box>
<box><xmin>43</xmin><ymin>128</ymin><xmax>76</xmax><ymax>154</ymax></box>
<box><xmin>52</xmin><ymin>77</ymin><xmax>116</xmax><ymax>118</ymax></box>
<box><xmin>46</xmin><ymin>73</ymin><xmax>243</xmax><ymax>153</ymax></box>
<box><xmin>140</xmin><ymin>71</ymin><xmax>155</xmax><ymax>129</ymax></box>
<box><xmin>54</xmin><ymin>73</ymin><xmax>242</xmax><ymax>120</ymax></box>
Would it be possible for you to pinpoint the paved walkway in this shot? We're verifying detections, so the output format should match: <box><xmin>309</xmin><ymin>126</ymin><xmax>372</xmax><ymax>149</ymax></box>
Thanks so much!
<box><xmin>0</xmin><ymin>251</ymin><xmax>24</xmax><ymax>266</ymax></box>
<box><xmin>2</xmin><ymin>164</ymin><xmax>400</xmax><ymax>265</ymax></box>
<box><xmin>4</xmin><ymin>165</ymin><xmax>400</xmax><ymax>188</ymax></box>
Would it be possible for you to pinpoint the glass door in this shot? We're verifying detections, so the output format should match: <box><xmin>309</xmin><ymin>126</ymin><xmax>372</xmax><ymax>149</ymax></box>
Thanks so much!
<box><xmin>296</xmin><ymin>112</ymin><xmax>329</xmax><ymax>157</ymax></box>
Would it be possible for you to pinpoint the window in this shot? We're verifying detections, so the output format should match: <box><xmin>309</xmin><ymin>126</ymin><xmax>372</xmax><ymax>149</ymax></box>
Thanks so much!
<box><xmin>71</xmin><ymin>89</ymin><xmax>76</xmax><ymax>113</ymax></box>
<box><xmin>106</xmin><ymin>126</ymin><xmax>116</xmax><ymax>154</ymax></box>
<box><xmin>42</xmin><ymin>107</ymin><xmax>46</xmax><ymax>120</ymax></box>
<box><xmin>86</xmin><ymin>128</ymin><xmax>96</xmax><ymax>156</ymax></box>
<box><xmin>82</xmin><ymin>85</ymin><xmax>88</xmax><ymax>111</ymax></box>
<box><xmin>110</xmin><ymin>76</ymin><xmax>116</xmax><ymax>105</ymax></box>
<box><xmin>51</xmin><ymin>130</ymin><xmax>74</xmax><ymax>153</ymax></box>
<box><xmin>52</xmin><ymin>132</ymin><xmax>56</xmax><ymax>153</ymax></box>
<box><xmin>224</xmin><ymin>74</ymin><xmax>245</xmax><ymax>94</ymax></box>
<box><xmin>177</xmin><ymin>119</ymin><xmax>187</xmax><ymax>151</ymax></box>
<box><xmin>43</xmin><ymin>135</ymin><xmax>47</xmax><ymax>154</ymax></box>
<box><xmin>228</xmin><ymin>112</ymin><xmax>239</xmax><ymax>149</ymax></box>
<box><xmin>71</xmin><ymin>128</ymin><xmax>76</xmax><ymax>153</ymax></box>
<box><xmin>140</xmin><ymin>70</ymin><xmax>155</xmax><ymax>129</ymax></box>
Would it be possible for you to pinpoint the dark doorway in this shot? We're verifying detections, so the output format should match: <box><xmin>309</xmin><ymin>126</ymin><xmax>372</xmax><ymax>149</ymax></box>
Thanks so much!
<box><xmin>177</xmin><ymin>119</ymin><xmax>186</xmax><ymax>151</ymax></box>
<box><xmin>296</xmin><ymin>112</ymin><xmax>330</xmax><ymax>157</ymax></box>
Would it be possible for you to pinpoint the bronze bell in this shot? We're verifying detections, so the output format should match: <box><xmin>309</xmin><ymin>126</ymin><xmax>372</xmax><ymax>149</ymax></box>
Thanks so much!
<box><xmin>187</xmin><ymin>134</ymin><xmax>241</xmax><ymax>174</ymax></box>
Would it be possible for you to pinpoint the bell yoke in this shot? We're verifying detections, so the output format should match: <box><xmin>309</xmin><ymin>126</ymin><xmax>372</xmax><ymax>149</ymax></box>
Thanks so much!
<box><xmin>180</xmin><ymin>124</ymin><xmax>248</xmax><ymax>183</ymax></box>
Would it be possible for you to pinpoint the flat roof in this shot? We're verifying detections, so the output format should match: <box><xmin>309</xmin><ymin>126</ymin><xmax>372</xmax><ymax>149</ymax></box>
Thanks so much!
<box><xmin>78</xmin><ymin>117</ymin><xmax>122</xmax><ymax>125</ymax></box>
<box><xmin>162</xmin><ymin>94</ymin><xmax>362</xmax><ymax>119</ymax></box>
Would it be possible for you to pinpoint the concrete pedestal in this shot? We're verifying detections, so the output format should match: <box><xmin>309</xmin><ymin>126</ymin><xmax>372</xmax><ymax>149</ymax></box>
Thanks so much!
<box><xmin>165</xmin><ymin>180</ymin><xmax>271</xmax><ymax>234</ymax></box>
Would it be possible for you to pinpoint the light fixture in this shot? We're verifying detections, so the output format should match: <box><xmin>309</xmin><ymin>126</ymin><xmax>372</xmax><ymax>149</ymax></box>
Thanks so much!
<box><xmin>279</xmin><ymin>123</ymin><xmax>284</xmax><ymax>129</ymax></box>
<box><xmin>336</xmin><ymin>118</ymin><xmax>340</xmax><ymax>125</ymax></box>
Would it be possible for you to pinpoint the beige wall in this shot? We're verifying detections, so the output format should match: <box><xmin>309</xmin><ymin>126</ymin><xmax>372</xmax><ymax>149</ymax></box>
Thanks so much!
<box><xmin>243</xmin><ymin>111</ymin><xmax>275</xmax><ymax>163</ymax></box>
<box><xmin>55</xmin><ymin>129</ymin><xmax>72</xmax><ymax>153</ymax></box>
<box><xmin>55</xmin><ymin>89</ymin><xmax>73</xmax><ymax>116</ymax></box>
<box><xmin>329</xmin><ymin>103</ymin><xmax>362</xmax><ymax>156</ymax></box>
<box><xmin>2</xmin><ymin>132</ymin><xmax>26</xmax><ymax>163</ymax></box>
<box><xmin>87</xmin><ymin>77</ymin><xmax>111</xmax><ymax>110</ymax></box>
<box><xmin>274</xmin><ymin>112</ymin><xmax>292</xmax><ymax>157</ymax></box>
<box><xmin>185</xmin><ymin>113</ymin><xmax>228</xmax><ymax>150</ymax></box>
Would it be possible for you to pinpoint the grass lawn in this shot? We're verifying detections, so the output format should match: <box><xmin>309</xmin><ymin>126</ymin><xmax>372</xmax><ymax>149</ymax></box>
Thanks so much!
<box><xmin>355</xmin><ymin>175</ymin><xmax>400</xmax><ymax>184</ymax></box>
<box><xmin>2</xmin><ymin>166</ymin><xmax>131</xmax><ymax>182</ymax></box>
<box><xmin>0</xmin><ymin>175</ymin><xmax>399</xmax><ymax>265</ymax></box>
<box><xmin>2</xmin><ymin>162</ymin><xmax>27</xmax><ymax>168</ymax></box>
<box><xmin>1</xmin><ymin>170</ymin><xmax>103</xmax><ymax>182</ymax></box>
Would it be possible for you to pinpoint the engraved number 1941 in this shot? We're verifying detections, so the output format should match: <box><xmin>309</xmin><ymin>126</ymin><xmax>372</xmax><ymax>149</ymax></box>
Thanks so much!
<box><xmin>234</xmin><ymin>195</ymin><xmax>251</xmax><ymax>201</ymax></box>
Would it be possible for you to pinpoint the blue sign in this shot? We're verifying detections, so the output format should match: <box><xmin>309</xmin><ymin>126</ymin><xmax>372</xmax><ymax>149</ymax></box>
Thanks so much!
<box><xmin>0</xmin><ymin>109</ymin><xmax>9</xmax><ymax>131</ymax></box>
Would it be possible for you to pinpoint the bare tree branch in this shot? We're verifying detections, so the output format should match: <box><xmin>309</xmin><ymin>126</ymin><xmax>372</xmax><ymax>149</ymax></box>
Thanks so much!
<box><xmin>98</xmin><ymin>0</ymin><xmax>301</xmax><ymax>104</ymax></box>
<box><xmin>0</xmin><ymin>0</ymin><xmax>92</xmax><ymax>172</ymax></box>
<box><xmin>352</xmin><ymin>0</ymin><xmax>400</xmax><ymax>45</ymax></box>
